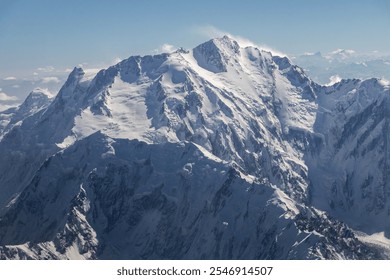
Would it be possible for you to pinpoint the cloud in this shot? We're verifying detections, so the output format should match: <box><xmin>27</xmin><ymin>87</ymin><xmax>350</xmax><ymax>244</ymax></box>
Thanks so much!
<box><xmin>326</xmin><ymin>75</ymin><xmax>342</xmax><ymax>86</ymax></box>
<box><xmin>83</xmin><ymin>68</ymin><xmax>101</xmax><ymax>79</ymax></box>
<box><xmin>379</xmin><ymin>78</ymin><xmax>390</xmax><ymax>87</ymax></box>
<box><xmin>37</xmin><ymin>66</ymin><xmax>55</xmax><ymax>72</ymax></box>
<box><xmin>154</xmin><ymin>43</ymin><xmax>176</xmax><ymax>54</ymax></box>
<box><xmin>112</xmin><ymin>57</ymin><xmax>122</xmax><ymax>64</ymax></box>
<box><xmin>161</xmin><ymin>44</ymin><xmax>176</xmax><ymax>53</ymax></box>
<box><xmin>193</xmin><ymin>25</ymin><xmax>287</xmax><ymax>57</ymax></box>
<box><xmin>0</xmin><ymin>104</ymin><xmax>12</xmax><ymax>112</ymax></box>
<box><xmin>0</xmin><ymin>104</ymin><xmax>16</xmax><ymax>111</ymax></box>
<box><xmin>11</xmin><ymin>85</ymin><xmax>20</xmax><ymax>88</ymax></box>
<box><xmin>0</xmin><ymin>91</ymin><xmax>19</xmax><ymax>101</ymax></box>
<box><xmin>194</xmin><ymin>25</ymin><xmax>258</xmax><ymax>48</ymax></box>
<box><xmin>329</xmin><ymin>49</ymin><xmax>356</xmax><ymax>55</ymax></box>
<box><xmin>41</xmin><ymin>76</ymin><xmax>61</xmax><ymax>84</ymax></box>
<box><xmin>3</xmin><ymin>76</ymin><xmax>17</xmax><ymax>81</ymax></box>
<box><xmin>194</xmin><ymin>25</ymin><xmax>226</xmax><ymax>38</ymax></box>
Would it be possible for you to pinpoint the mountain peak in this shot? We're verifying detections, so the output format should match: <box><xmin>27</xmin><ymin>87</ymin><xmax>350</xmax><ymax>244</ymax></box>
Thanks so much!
<box><xmin>0</xmin><ymin>88</ymin><xmax>53</xmax><ymax>139</ymax></box>
<box><xmin>214</xmin><ymin>35</ymin><xmax>240</xmax><ymax>47</ymax></box>
<box><xmin>27</xmin><ymin>88</ymin><xmax>53</xmax><ymax>99</ymax></box>
<box><xmin>211</xmin><ymin>35</ymin><xmax>240</xmax><ymax>55</ymax></box>
<box><xmin>20</xmin><ymin>88</ymin><xmax>52</xmax><ymax>110</ymax></box>
<box><xmin>59</xmin><ymin>67</ymin><xmax>85</xmax><ymax>88</ymax></box>
<box><xmin>70</xmin><ymin>66</ymin><xmax>85</xmax><ymax>75</ymax></box>
<box><xmin>193</xmin><ymin>36</ymin><xmax>240</xmax><ymax>73</ymax></box>
<box><xmin>54</xmin><ymin>67</ymin><xmax>85</xmax><ymax>101</ymax></box>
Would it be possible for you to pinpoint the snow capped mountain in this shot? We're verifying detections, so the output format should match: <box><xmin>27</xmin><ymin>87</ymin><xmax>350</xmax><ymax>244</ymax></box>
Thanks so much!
<box><xmin>0</xmin><ymin>88</ymin><xmax>52</xmax><ymax>138</ymax></box>
<box><xmin>327</xmin><ymin>49</ymin><xmax>357</xmax><ymax>61</ymax></box>
<box><xmin>0</xmin><ymin>36</ymin><xmax>388</xmax><ymax>259</ymax></box>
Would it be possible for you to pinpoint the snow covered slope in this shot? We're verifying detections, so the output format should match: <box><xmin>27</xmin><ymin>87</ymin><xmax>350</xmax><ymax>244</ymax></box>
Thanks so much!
<box><xmin>0</xmin><ymin>36</ymin><xmax>388</xmax><ymax>259</ymax></box>
<box><xmin>307</xmin><ymin>78</ymin><xmax>390</xmax><ymax>234</ymax></box>
<box><xmin>0</xmin><ymin>132</ymin><xmax>377</xmax><ymax>259</ymax></box>
<box><xmin>0</xmin><ymin>88</ymin><xmax>52</xmax><ymax>139</ymax></box>
<box><xmin>0</xmin><ymin>36</ymin><xmax>317</xmax><ymax>209</ymax></box>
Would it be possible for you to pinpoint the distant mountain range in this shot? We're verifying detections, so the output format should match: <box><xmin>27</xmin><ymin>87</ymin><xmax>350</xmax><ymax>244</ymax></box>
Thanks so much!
<box><xmin>292</xmin><ymin>50</ymin><xmax>390</xmax><ymax>85</ymax></box>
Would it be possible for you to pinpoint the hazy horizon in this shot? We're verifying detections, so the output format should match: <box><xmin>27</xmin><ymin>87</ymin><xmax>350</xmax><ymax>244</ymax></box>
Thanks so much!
<box><xmin>1</xmin><ymin>0</ymin><xmax>389</xmax><ymax>108</ymax></box>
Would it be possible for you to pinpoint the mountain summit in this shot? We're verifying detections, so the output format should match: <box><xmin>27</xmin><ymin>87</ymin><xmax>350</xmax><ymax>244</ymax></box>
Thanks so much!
<box><xmin>0</xmin><ymin>36</ymin><xmax>389</xmax><ymax>259</ymax></box>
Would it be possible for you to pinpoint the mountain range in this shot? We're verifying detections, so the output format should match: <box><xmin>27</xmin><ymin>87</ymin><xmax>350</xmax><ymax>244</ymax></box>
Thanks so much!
<box><xmin>292</xmin><ymin>50</ymin><xmax>390</xmax><ymax>85</ymax></box>
<box><xmin>0</xmin><ymin>36</ymin><xmax>389</xmax><ymax>259</ymax></box>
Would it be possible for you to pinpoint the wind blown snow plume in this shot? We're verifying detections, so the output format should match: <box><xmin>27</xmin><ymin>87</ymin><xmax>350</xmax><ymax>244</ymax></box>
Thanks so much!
<box><xmin>194</xmin><ymin>25</ymin><xmax>287</xmax><ymax>56</ymax></box>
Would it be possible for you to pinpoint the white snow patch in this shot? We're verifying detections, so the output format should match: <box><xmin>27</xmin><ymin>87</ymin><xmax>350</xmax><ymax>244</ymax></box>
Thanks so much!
<box><xmin>56</xmin><ymin>134</ymin><xmax>77</xmax><ymax>149</ymax></box>
<box><xmin>272</xmin><ymin>188</ymin><xmax>300</xmax><ymax>216</ymax></box>
<box><xmin>356</xmin><ymin>231</ymin><xmax>390</xmax><ymax>257</ymax></box>
<box><xmin>72</xmin><ymin>76</ymin><xmax>155</xmax><ymax>142</ymax></box>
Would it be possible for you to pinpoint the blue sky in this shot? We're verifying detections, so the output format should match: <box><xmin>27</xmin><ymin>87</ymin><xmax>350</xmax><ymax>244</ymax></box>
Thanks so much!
<box><xmin>1</xmin><ymin>0</ymin><xmax>389</xmax><ymax>102</ymax></box>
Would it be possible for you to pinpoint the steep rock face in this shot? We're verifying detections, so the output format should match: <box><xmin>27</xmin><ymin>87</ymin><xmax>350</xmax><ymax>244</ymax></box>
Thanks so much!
<box><xmin>0</xmin><ymin>88</ymin><xmax>52</xmax><ymax>138</ymax></box>
<box><xmin>0</xmin><ymin>72</ymin><xmax>88</xmax><ymax>209</ymax></box>
<box><xmin>0</xmin><ymin>89</ymin><xmax>54</xmax><ymax>207</ymax></box>
<box><xmin>193</xmin><ymin>35</ymin><xmax>239</xmax><ymax>73</ymax></box>
<box><xmin>307</xmin><ymin>78</ymin><xmax>390</xmax><ymax>234</ymax></box>
<box><xmin>0</xmin><ymin>133</ymin><xmax>378</xmax><ymax>259</ymax></box>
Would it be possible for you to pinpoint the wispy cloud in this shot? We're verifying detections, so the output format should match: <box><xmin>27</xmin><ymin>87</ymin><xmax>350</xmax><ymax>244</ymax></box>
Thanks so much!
<box><xmin>161</xmin><ymin>44</ymin><xmax>176</xmax><ymax>53</ymax></box>
<box><xmin>154</xmin><ymin>43</ymin><xmax>176</xmax><ymax>54</ymax></box>
<box><xmin>326</xmin><ymin>75</ymin><xmax>342</xmax><ymax>86</ymax></box>
<box><xmin>3</xmin><ymin>76</ymin><xmax>17</xmax><ymax>81</ymax></box>
<box><xmin>193</xmin><ymin>25</ymin><xmax>287</xmax><ymax>57</ymax></box>
<box><xmin>329</xmin><ymin>49</ymin><xmax>356</xmax><ymax>55</ymax></box>
<box><xmin>379</xmin><ymin>78</ymin><xmax>390</xmax><ymax>88</ymax></box>
<box><xmin>112</xmin><ymin>57</ymin><xmax>123</xmax><ymax>64</ymax></box>
<box><xmin>41</xmin><ymin>76</ymin><xmax>61</xmax><ymax>84</ymax></box>
<box><xmin>37</xmin><ymin>66</ymin><xmax>55</xmax><ymax>72</ymax></box>
<box><xmin>83</xmin><ymin>68</ymin><xmax>102</xmax><ymax>79</ymax></box>
<box><xmin>0</xmin><ymin>104</ymin><xmax>13</xmax><ymax>112</ymax></box>
<box><xmin>0</xmin><ymin>91</ymin><xmax>19</xmax><ymax>101</ymax></box>
<box><xmin>194</xmin><ymin>25</ymin><xmax>226</xmax><ymax>39</ymax></box>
